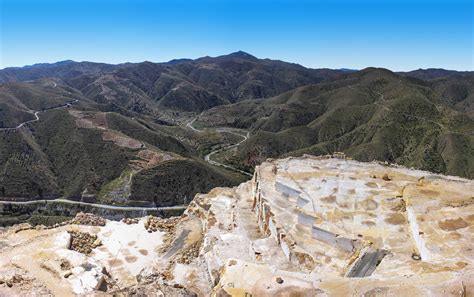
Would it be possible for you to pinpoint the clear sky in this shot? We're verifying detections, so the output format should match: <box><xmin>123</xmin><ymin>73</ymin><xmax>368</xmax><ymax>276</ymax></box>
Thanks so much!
<box><xmin>0</xmin><ymin>0</ymin><xmax>472</xmax><ymax>71</ymax></box>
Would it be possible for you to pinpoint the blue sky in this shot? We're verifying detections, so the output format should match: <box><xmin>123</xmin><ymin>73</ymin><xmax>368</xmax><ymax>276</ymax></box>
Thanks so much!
<box><xmin>0</xmin><ymin>0</ymin><xmax>472</xmax><ymax>70</ymax></box>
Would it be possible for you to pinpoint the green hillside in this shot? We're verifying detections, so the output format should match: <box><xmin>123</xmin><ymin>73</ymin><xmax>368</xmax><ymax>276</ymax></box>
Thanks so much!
<box><xmin>1</xmin><ymin>55</ymin><xmax>472</xmax><ymax>208</ymax></box>
<box><xmin>197</xmin><ymin>68</ymin><xmax>474</xmax><ymax>178</ymax></box>
<box><xmin>0</xmin><ymin>101</ymin><xmax>244</xmax><ymax>205</ymax></box>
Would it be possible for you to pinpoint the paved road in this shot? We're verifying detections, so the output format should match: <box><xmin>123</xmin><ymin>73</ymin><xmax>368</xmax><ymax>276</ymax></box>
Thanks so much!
<box><xmin>0</xmin><ymin>198</ymin><xmax>187</xmax><ymax>211</ymax></box>
<box><xmin>186</xmin><ymin>118</ymin><xmax>253</xmax><ymax>176</ymax></box>
<box><xmin>0</xmin><ymin>99</ymin><xmax>79</xmax><ymax>132</ymax></box>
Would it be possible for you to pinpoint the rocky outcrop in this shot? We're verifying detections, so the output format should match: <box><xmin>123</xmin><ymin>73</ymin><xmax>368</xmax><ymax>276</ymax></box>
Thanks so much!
<box><xmin>0</xmin><ymin>155</ymin><xmax>473</xmax><ymax>296</ymax></box>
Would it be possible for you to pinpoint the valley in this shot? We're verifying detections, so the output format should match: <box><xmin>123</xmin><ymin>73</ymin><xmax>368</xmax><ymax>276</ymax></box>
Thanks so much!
<box><xmin>0</xmin><ymin>52</ymin><xmax>473</xmax><ymax>220</ymax></box>
<box><xmin>1</xmin><ymin>0</ymin><xmax>471</xmax><ymax>295</ymax></box>
<box><xmin>186</xmin><ymin>117</ymin><xmax>252</xmax><ymax>176</ymax></box>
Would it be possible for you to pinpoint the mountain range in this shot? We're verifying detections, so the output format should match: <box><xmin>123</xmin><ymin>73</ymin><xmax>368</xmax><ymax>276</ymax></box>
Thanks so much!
<box><xmin>0</xmin><ymin>51</ymin><xmax>472</xmax><ymax>206</ymax></box>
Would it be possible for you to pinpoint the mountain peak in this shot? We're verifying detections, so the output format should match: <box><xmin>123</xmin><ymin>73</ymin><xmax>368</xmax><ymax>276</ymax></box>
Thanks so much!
<box><xmin>227</xmin><ymin>51</ymin><xmax>258</xmax><ymax>60</ymax></box>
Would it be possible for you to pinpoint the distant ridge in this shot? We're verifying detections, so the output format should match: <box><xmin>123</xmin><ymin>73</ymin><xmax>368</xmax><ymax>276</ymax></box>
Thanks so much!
<box><xmin>398</xmin><ymin>68</ymin><xmax>473</xmax><ymax>80</ymax></box>
<box><xmin>337</xmin><ymin>68</ymin><xmax>358</xmax><ymax>73</ymax></box>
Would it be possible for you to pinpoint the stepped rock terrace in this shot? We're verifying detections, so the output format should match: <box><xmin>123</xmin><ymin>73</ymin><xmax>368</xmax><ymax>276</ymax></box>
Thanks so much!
<box><xmin>0</xmin><ymin>155</ymin><xmax>472</xmax><ymax>296</ymax></box>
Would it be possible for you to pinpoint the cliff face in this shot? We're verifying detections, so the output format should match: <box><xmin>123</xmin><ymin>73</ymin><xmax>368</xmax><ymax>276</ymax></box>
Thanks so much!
<box><xmin>0</xmin><ymin>155</ymin><xmax>473</xmax><ymax>296</ymax></box>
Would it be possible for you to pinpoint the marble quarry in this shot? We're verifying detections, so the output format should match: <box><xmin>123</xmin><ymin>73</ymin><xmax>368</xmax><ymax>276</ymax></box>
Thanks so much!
<box><xmin>0</xmin><ymin>155</ymin><xmax>472</xmax><ymax>296</ymax></box>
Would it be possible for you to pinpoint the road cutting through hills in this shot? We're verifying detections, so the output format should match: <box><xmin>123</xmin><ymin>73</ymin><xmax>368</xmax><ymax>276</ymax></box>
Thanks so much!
<box><xmin>186</xmin><ymin>118</ymin><xmax>253</xmax><ymax>176</ymax></box>
<box><xmin>0</xmin><ymin>99</ymin><xmax>79</xmax><ymax>131</ymax></box>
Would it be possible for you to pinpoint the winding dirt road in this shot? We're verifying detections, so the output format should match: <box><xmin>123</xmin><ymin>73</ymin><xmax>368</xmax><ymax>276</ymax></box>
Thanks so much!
<box><xmin>0</xmin><ymin>111</ymin><xmax>40</xmax><ymax>131</ymax></box>
<box><xmin>0</xmin><ymin>100</ymin><xmax>79</xmax><ymax>132</ymax></box>
<box><xmin>186</xmin><ymin>118</ymin><xmax>253</xmax><ymax>176</ymax></box>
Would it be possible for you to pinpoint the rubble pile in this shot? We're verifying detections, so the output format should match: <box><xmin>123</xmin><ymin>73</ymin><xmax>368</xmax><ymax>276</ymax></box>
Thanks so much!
<box><xmin>67</xmin><ymin>231</ymin><xmax>102</xmax><ymax>254</ymax></box>
<box><xmin>144</xmin><ymin>216</ymin><xmax>178</xmax><ymax>233</ymax></box>
<box><xmin>122</xmin><ymin>217</ymin><xmax>139</xmax><ymax>225</ymax></box>
<box><xmin>70</xmin><ymin>212</ymin><xmax>106</xmax><ymax>226</ymax></box>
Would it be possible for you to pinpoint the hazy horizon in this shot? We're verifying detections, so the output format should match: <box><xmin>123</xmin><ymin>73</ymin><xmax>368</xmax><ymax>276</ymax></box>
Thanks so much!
<box><xmin>1</xmin><ymin>0</ymin><xmax>473</xmax><ymax>71</ymax></box>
